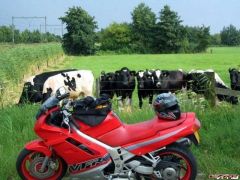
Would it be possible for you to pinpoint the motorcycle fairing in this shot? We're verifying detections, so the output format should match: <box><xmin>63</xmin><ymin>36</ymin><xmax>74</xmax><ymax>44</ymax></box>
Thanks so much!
<box><xmin>69</xmin><ymin>153</ymin><xmax>111</xmax><ymax>174</ymax></box>
<box><xmin>25</xmin><ymin>139</ymin><xmax>52</xmax><ymax>157</ymax></box>
<box><xmin>34</xmin><ymin>107</ymin><xmax>110</xmax><ymax>165</ymax></box>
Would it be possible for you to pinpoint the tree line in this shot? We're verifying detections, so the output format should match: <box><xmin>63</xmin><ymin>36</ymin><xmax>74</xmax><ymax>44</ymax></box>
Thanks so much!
<box><xmin>211</xmin><ymin>24</ymin><xmax>240</xmax><ymax>46</ymax></box>
<box><xmin>0</xmin><ymin>26</ymin><xmax>61</xmax><ymax>43</ymax></box>
<box><xmin>61</xmin><ymin>4</ymin><xmax>212</xmax><ymax>55</ymax></box>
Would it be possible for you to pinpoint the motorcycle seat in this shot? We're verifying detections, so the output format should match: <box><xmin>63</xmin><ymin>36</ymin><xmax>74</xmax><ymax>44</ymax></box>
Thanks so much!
<box><xmin>98</xmin><ymin>113</ymin><xmax>187</xmax><ymax>147</ymax></box>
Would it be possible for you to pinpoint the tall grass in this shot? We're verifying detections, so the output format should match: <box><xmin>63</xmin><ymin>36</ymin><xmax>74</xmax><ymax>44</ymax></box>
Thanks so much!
<box><xmin>0</xmin><ymin>97</ymin><xmax>239</xmax><ymax>179</ymax></box>
<box><xmin>0</xmin><ymin>104</ymin><xmax>37</xmax><ymax>179</ymax></box>
<box><xmin>0</xmin><ymin>43</ymin><xmax>64</xmax><ymax>106</ymax></box>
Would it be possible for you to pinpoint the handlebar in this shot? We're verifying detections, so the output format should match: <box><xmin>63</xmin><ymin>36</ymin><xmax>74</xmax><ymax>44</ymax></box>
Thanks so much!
<box><xmin>62</xmin><ymin>109</ymin><xmax>80</xmax><ymax>130</ymax></box>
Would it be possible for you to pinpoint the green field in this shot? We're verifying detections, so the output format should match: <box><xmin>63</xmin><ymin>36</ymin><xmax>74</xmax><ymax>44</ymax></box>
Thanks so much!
<box><xmin>0</xmin><ymin>46</ymin><xmax>240</xmax><ymax>179</ymax></box>
<box><xmin>65</xmin><ymin>47</ymin><xmax>240</xmax><ymax>85</ymax></box>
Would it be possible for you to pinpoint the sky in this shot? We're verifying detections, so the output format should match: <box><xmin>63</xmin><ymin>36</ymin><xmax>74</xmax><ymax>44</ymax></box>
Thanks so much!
<box><xmin>0</xmin><ymin>0</ymin><xmax>240</xmax><ymax>35</ymax></box>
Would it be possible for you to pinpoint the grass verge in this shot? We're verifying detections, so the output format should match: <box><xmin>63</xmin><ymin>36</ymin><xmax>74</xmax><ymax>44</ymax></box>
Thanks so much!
<box><xmin>0</xmin><ymin>43</ymin><xmax>64</xmax><ymax>106</ymax></box>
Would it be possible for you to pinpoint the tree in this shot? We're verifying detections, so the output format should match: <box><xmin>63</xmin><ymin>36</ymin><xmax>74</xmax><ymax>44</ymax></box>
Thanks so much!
<box><xmin>30</xmin><ymin>30</ymin><xmax>41</xmax><ymax>43</ymax></box>
<box><xmin>195</xmin><ymin>26</ymin><xmax>210</xmax><ymax>52</ymax></box>
<box><xmin>155</xmin><ymin>5</ymin><xmax>185</xmax><ymax>53</ymax></box>
<box><xmin>0</xmin><ymin>26</ymin><xmax>12</xmax><ymax>42</ymax></box>
<box><xmin>210</xmin><ymin>33</ymin><xmax>221</xmax><ymax>46</ymax></box>
<box><xmin>99</xmin><ymin>22</ymin><xmax>132</xmax><ymax>52</ymax></box>
<box><xmin>60</xmin><ymin>6</ymin><xmax>97</xmax><ymax>55</ymax></box>
<box><xmin>131</xmin><ymin>3</ymin><xmax>156</xmax><ymax>53</ymax></box>
<box><xmin>220</xmin><ymin>25</ymin><xmax>240</xmax><ymax>46</ymax></box>
<box><xmin>185</xmin><ymin>25</ymin><xmax>210</xmax><ymax>52</ymax></box>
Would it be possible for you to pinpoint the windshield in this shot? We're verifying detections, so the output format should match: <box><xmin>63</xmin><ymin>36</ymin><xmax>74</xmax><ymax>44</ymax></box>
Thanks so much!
<box><xmin>36</xmin><ymin>96</ymin><xmax>60</xmax><ymax>119</ymax></box>
<box><xmin>41</xmin><ymin>96</ymin><xmax>59</xmax><ymax>110</ymax></box>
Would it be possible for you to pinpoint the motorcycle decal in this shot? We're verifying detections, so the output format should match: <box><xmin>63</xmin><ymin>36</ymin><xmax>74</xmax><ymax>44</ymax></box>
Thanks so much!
<box><xmin>125</xmin><ymin>127</ymin><xmax>187</xmax><ymax>151</ymax></box>
<box><xmin>69</xmin><ymin>154</ymin><xmax>111</xmax><ymax>174</ymax></box>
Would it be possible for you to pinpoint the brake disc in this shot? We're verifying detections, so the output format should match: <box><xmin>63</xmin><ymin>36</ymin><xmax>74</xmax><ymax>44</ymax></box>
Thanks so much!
<box><xmin>29</xmin><ymin>157</ymin><xmax>55</xmax><ymax>179</ymax></box>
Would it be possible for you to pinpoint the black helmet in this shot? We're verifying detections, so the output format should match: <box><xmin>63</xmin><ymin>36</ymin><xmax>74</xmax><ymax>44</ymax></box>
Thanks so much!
<box><xmin>153</xmin><ymin>93</ymin><xmax>181</xmax><ymax>120</ymax></box>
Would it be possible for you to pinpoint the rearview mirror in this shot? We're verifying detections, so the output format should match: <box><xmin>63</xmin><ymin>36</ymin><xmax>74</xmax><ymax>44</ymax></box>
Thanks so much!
<box><xmin>55</xmin><ymin>87</ymin><xmax>70</xmax><ymax>100</ymax></box>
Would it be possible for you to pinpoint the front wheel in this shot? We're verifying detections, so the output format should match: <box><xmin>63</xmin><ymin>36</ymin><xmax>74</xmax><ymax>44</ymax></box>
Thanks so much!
<box><xmin>16</xmin><ymin>148</ymin><xmax>67</xmax><ymax>180</ymax></box>
<box><xmin>155</xmin><ymin>145</ymin><xmax>197</xmax><ymax>180</ymax></box>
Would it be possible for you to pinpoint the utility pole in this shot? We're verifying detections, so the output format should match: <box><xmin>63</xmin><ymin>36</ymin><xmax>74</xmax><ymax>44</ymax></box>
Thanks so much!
<box><xmin>44</xmin><ymin>16</ymin><xmax>47</xmax><ymax>33</ymax></box>
<box><xmin>12</xmin><ymin>16</ymin><xmax>14</xmax><ymax>44</ymax></box>
<box><xmin>61</xmin><ymin>22</ymin><xmax>64</xmax><ymax>37</ymax></box>
<box><xmin>11</xmin><ymin>16</ymin><xmax>47</xmax><ymax>43</ymax></box>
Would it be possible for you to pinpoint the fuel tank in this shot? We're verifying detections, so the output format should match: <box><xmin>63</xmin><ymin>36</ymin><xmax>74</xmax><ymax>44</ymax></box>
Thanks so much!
<box><xmin>75</xmin><ymin>111</ymin><xmax>123</xmax><ymax>138</ymax></box>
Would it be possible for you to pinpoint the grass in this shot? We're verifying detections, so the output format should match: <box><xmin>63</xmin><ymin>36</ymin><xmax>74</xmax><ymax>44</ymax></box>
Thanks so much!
<box><xmin>0</xmin><ymin>105</ymin><xmax>37</xmax><ymax>179</ymax></box>
<box><xmin>0</xmin><ymin>46</ymin><xmax>240</xmax><ymax>179</ymax></box>
<box><xmin>0</xmin><ymin>43</ymin><xmax>64</xmax><ymax>106</ymax></box>
<box><xmin>0</xmin><ymin>43</ymin><xmax>63</xmax><ymax>84</ymax></box>
<box><xmin>65</xmin><ymin>46</ymin><xmax>240</xmax><ymax>85</ymax></box>
<box><xmin>0</xmin><ymin>96</ymin><xmax>239</xmax><ymax>179</ymax></box>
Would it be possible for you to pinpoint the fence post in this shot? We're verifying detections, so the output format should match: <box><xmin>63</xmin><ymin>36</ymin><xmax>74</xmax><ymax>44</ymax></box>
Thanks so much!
<box><xmin>204</xmin><ymin>72</ymin><xmax>216</xmax><ymax>107</ymax></box>
<box><xmin>0</xmin><ymin>82</ymin><xmax>4</xmax><ymax>109</ymax></box>
<box><xmin>95</xmin><ymin>78</ymin><xmax>100</xmax><ymax>98</ymax></box>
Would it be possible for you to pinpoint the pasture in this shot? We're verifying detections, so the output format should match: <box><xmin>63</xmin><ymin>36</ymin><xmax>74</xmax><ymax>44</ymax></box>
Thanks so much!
<box><xmin>0</xmin><ymin>46</ymin><xmax>240</xmax><ymax>178</ymax></box>
<box><xmin>64</xmin><ymin>47</ymin><xmax>240</xmax><ymax>85</ymax></box>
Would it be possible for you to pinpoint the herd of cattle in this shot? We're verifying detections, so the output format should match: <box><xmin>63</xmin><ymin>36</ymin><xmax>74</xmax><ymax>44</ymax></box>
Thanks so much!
<box><xmin>18</xmin><ymin>67</ymin><xmax>240</xmax><ymax>108</ymax></box>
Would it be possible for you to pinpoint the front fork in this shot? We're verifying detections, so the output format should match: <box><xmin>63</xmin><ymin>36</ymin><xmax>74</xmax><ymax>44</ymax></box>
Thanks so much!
<box><xmin>39</xmin><ymin>156</ymin><xmax>50</xmax><ymax>172</ymax></box>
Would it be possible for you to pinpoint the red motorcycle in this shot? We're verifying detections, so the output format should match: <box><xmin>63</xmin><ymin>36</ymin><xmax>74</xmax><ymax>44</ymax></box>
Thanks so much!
<box><xmin>16</xmin><ymin>87</ymin><xmax>201</xmax><ymax>180</ymax></box>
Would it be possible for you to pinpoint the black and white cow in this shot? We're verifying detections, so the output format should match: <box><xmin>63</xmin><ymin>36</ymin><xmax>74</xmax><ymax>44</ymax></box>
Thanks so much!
<box><xmin>188</xmin><ymin>69</ymin><xmax>238</xmax><ymax>104</ymax></box>
<box><xmin>99</xmin><ymin>71</ymin><xmax>116</xmax><ymax>99</ymax></box>
<box><xmin>18</xmin><ymin>69</ymin><xmax>77</xmax><ymax>104</ymax></box>
<box><xmin>229</xmin><ymin>68</ymin><xmax>240</xmax><ymax>90</ymax></box>
<box><xmin>152</xmin><ymin>69</ymin><xmax>187</xmax><ymax>93</ymax></box>
<box><xmin>42</xmin><ymin>70</ymin><xmax>94</xmax><ymax>102</ymax></box>
<box><xmin>115</xmin><ymin>67</ymin><xmax>136</xmax><ymax>110</ymax></box>
<box><xmin>136</xmin><ymin>70</ymin><xmax>154</xmax><ymax>108</ymax></box>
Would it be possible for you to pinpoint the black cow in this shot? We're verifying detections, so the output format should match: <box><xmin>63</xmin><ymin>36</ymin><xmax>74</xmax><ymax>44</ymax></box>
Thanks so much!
<box><xmin>153</xmin><ymin>69</ymin><xmax>187</xmax><ymax>93</ymax></box>
<box><xmin>99</xmin><ymin>71</ymin><xmax>116</xmax><ymax>99</ymax></box>
<box><xmin>188</xmin><ymin>70</ymin><xmax>238</xmax><ymax>104</ymax></box>
<box><xmin>115</xmin><ymin>67</ymin><xmax>136</xmax><ymax>110</ymax></box>
<box><xmin>229</xmin><ymin>68</ymin><xmax>240</xmax><ymax>90</ymax></box>
<box><xmin>18</xmin><ymin>69</ymin><xmax>76</xmax><ymax>104</ymax></box>
<box><xmin>136</xmin><ymin>70</ymin><xmax>154</xmax><ymax>108</ymax></box>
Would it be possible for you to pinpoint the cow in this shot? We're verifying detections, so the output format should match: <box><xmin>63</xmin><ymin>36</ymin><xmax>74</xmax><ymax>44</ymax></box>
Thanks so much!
<box><xmin>152</xmin><ymin>69</ymin><xmax>162</xmax><ymax>93</ymax></box>
<box><xmin>136</xmin><ymin>70</ymin><xmax>154</xmax><ymax>108</ymax></box>
<box><xmin>18</xmin><ymin>69</ymin><xmax>77</xmax><ymax>104</ymax></box>
<box><xmin>152</xmin><ymin>69</ymin><xmax>187</xmax><ymax>94</ymax></box>
<box><xmin>115</xmin><ymin>67</ymin><xmax>136</xmax><ymax>111</ymax></box>
<box><xmin>42</xmin><ymin>70</ymin><xmax>94</xmax><ymax>102</ymax></box>
<box><xmin>188</xmin><ymin>69</ymin><xmax>238</xmax><ymax>104</ymax></box>
<box><xmin>229</xmin><ymin>68</ymin><xmax>240</xmax><ymax>90</ymax></box>
<box><xmin>99</xmin><ymin>71</ymin><xmax>116</xmax><ymax>99</ymax></box>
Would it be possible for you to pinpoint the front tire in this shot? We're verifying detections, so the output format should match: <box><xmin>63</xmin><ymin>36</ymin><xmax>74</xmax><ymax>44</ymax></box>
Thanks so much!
<box><xmin>16</xmin><ymin>148</ymin><xmax>67</xmax><ymax>180</ymax></box>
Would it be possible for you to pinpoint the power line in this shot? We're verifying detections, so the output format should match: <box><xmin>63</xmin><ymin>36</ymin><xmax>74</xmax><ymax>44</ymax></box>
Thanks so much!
<box><xmin>12</xmin><ymin>16</ymin><xmax>47</xmax><ymax>43</ymax></box>
<box><xmin>40</xmin><ymin>24</ymin><xmax>63</xmax><ymax>36</ymax></box>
